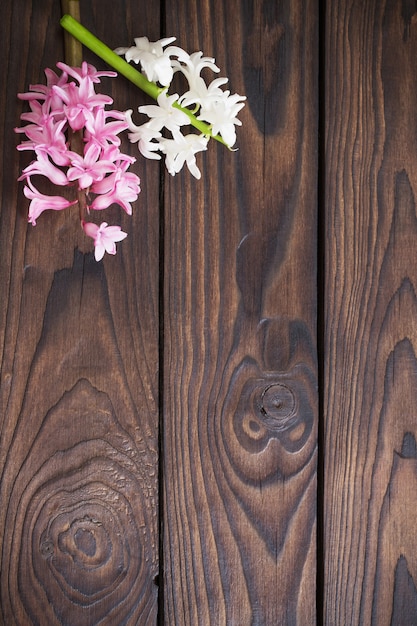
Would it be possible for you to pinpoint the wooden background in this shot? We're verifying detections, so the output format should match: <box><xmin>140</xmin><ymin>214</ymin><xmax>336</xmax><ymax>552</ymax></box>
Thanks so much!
<box><xmin>0</xmin><ymin>0</ymin><xmax>416</xmax><ymax>624</ymax></box>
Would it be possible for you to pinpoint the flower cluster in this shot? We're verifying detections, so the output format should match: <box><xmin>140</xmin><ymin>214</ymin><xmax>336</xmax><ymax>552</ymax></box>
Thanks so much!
<box><xmin>16</xmin><ymin>19</ymin><xmax>246</xmax><ymax>261</ymax></box>
<box><xmin>115</xmin><ymin>37</ymin><xmax>246</xmax><ymax>179</ymax></box>
<box><xmin>15</xmin><ymin>62</ymin><xmax>140</xmax><ymax>260</ymax></box>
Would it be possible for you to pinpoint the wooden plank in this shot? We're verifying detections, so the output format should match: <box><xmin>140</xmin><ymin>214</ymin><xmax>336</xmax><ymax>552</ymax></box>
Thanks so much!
<box><xmin>0</xmin><ymin>1</ymin><xmax>160</xmax><ymax>623</ymax></box>
<box><xmin>162</xmin><ymin>0</ymin><xmax>318</xmax><ymax>623</ymax></box>
<box><xmin>324</xmin><ymin>0</ymin><xmax>417</xmax><ymax>622</ymax></box>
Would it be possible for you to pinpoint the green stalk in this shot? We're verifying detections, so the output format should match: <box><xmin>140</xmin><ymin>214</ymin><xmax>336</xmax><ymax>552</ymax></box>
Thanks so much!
<box><xmin>60</xmin><ymin>14</ymin><xmax>162</xmax><ymax>100</ymax></box>
<box><xmin>60</xmin><ymin>14</ymin><xmax>228</xmax><ymax>146</ymax></box>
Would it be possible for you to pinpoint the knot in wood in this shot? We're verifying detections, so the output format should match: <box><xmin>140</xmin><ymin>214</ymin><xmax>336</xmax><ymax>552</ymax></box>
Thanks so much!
<box><xmin>40</xmin><ymin>539</ymin><xmax>54</xmax><ymax>559</ymax></box>
<box><xmin>260</xmin><ymin>383</ymin><xmax>296</xmax><ymax>429</ymax></box>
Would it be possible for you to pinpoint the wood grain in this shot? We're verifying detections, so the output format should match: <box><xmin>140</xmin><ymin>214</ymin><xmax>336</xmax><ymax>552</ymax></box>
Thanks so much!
<box><xmin>0</xmin><ymin>1</ymin><xmax>160</xmax><ymax>623</ymax></box>
<box><xmin>162</xmin><ymin>1</ymin><xmax>318</xmax><ymax>623</ymax></box>
<box><xmin>324</xmin><ymin>0</ymin><xmax>417</xmax><ymax>622</ymax></box>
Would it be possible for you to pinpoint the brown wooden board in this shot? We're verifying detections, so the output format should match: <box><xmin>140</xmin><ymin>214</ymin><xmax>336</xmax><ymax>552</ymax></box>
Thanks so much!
<box><xmin>0</xmin><ymin>1</ymin><xmax>160</xmax><ymax>623</ymax></box>
<box><xmin>1</xmin><ymin>0</ymin><xmax>320</xmax><ymax>623</ymax></box>
<box><xmin>162</xmin><ymin>1</ymin><xmax>318</xmax><ymax>623</ymax></box>
<box><xmin>324</xmin><ymin>0</ymin><xmax>417</xmax><ymax>622</ymax></box>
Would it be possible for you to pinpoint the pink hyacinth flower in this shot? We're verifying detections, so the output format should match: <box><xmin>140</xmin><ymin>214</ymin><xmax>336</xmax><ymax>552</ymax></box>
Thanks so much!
<box><xmin>84</xmin><ymin>107</ymin><xmax>129</xmax><ymax>150</ymax></box>
<box><xmin>24</xmin><ymin>178</ymin><xmax>77</xmax><ymax>225</ymax></box>
<box><xmin>15</xmin><ymin>116</ymin><xmax>69</xmax><ymax>166</ymax></box>
<box><xmin>83</xmin><ymin>221</ymin><xmax>127</xmax><ymax>261</ymax></box>
<box><xmin>56</xmin><ymin>61</ymin><xmax>117</xmax><ymax>84</ymax></box>
<box><xmin>19</xmin><ymin>150</ymin><xmax>69</xmax><ymax>186</ymax></box>
<box><xmin>90</xmin><ymin>169</ymin><xmax>140</xmax><ymax>215</ymax></box>
<box><xmin>67</xmin><ymin>143</ymin><xmax>117</xmax><ymax>190</ymax></box>
<box><xmin>52</xmin><ymin>80</ymin><xmax>113</xmax><ymax>131</ymax></box>
<box><xmin>16</xmin><ymin>61</ymin><xmax>140</xmax><ymax>260</ymax></box>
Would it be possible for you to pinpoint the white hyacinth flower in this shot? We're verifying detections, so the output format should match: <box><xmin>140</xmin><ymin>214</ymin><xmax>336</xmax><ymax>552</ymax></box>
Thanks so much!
<box><xmin>159</xmin><ymin>132</ymin><xmax>209</xmax><ymax>179</ymax></box>
<box><xmin>173</xmin><ymin>51</ymin><xmax>220</xmax><ymax>106</ymax></box>
<box><xmin>115</xmin><ymin>36</ymin><xmax>190</xmax><ymax>86</ymax></box>
<box><xmin>198</xmin><ymin>91</ymin><xmax>246</xmax><ymax>147</ymax></box>
<box><xmin>138</xmin><ymin>90</ymin><xmax>190</xmax><ymax>134</ymax></box>
<box><xmin>116</xmin><ymin>34</ymin><xmax>246</xmax><ymax>174</ymax></box>
<box><xmin>179</xmin><ymin>76</ymin><xmax>229</xmax><ymax>109</ymax></box>
<box><xmin>124</xmin><ymin>109</ymin><xmax>162</xmax><ymax>160</ymax></box>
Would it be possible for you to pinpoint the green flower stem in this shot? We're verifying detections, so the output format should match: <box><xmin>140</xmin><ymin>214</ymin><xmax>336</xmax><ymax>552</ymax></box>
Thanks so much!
<box><xmin>60</xmin><ymin>14</ymin><xmax>162</xmax><ymax>99</ymax></box>
<box><xmin>60</xmin><ymin>14</ymin><xmax>228</xmax><ymax>146</ymax></box>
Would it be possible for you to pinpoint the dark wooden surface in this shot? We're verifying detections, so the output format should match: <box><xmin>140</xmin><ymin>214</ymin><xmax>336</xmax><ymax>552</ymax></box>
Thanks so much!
<box><xmin>0</xmin><ymin>1</ymin><xmax>160</xmax><ymax>624</ymax></box>
<box><xmin>10</xmin><ymin>0</ymin><xmax>417</xmax><ymax>624</ymax></box>
<box><xmin>324</xmin><ymin>0</ymin><xmax>417</xmax><ymax>623</ymax></box>
<box><xmin>1</xmin><ymin>1</ymin><xmax>318</xmax><ymax>624</ymax></box>
<box><xmin>162</xmin><ymin>1</ymin><xmax>318</xmax><ymax>624</ymax></box>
